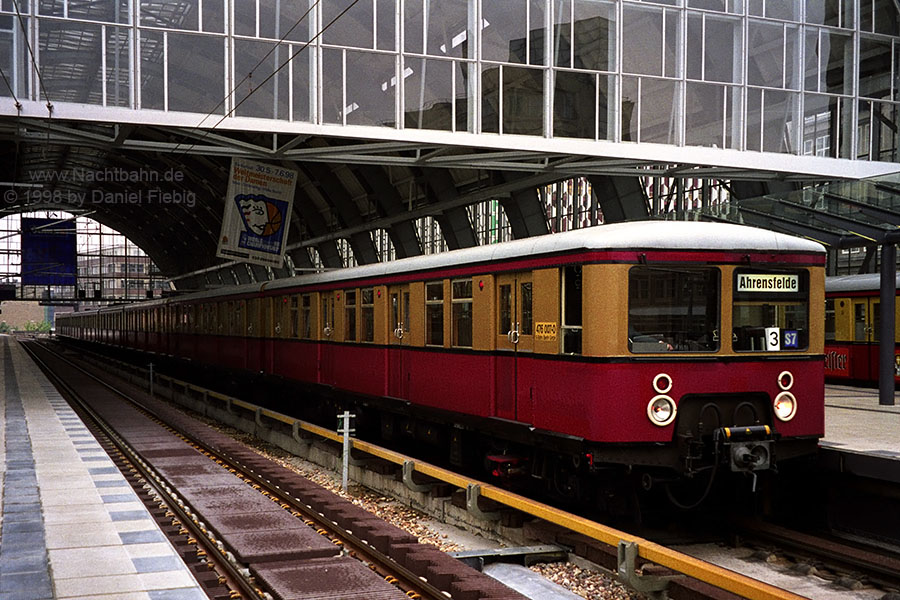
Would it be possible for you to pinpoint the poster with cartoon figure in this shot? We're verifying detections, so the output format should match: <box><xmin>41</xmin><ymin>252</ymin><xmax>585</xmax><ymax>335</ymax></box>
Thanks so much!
<box><xmin>216</xmin><ymin>158</ymin><xmax>297</xmax><ymax>267</ymax></box>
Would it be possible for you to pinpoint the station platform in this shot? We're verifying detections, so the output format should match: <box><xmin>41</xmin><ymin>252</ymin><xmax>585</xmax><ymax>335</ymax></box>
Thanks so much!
<box><xmin>823</xmin><ymin>384</ymin><xmax>900</xmax><ymax>459</ymax></box>
<box><xmin>0</xmin><ymin>336</ymin><xmax>206</xmax><ymax>600</ymax></box>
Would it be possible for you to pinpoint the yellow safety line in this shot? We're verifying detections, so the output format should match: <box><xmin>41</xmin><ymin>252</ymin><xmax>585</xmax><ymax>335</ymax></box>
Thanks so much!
<box><xmin>172</xmin><ymin>388</ymin><xmax>805</xmax><ymax>600</ymax></box>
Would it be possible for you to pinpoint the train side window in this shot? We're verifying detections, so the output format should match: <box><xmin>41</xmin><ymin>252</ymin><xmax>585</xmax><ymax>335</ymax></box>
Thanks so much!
<box><xmin>452</xmin><ymin>279</ymin><xmax>473</xmax><ymax>347</ymax></box>
<box><xmin>301</xmin><ymin>295</ymin><xmax>315</xmax><ymax>339</ymax></box>
<box><xmin>499</xmin><ymin>283</ymin><xmax>512</xmax><ymax>334</ymax></box>
<box><xmin>344</xmin><ymin>290</ymin><xmax>357</xmax><ymax>341</ymax></box>
<box><xmin>426</xmin><ymin>282</ymin><xmax>444</xmax><ymax>346</ymax></box>
<box><xmin>322</xmin><ymin>294</ymin><xmax>335</xmax><ymax>337</ymax></box>
<box><xmin>561</xmin><ymin>266</ymin><xmax>583</xmax><ymax>354</ymax></box>
<box><xmin>825</xmin><ymin>299</ymin><xmax>835</xmax><ymax>341</ymax></box>
<box><xmin>521</xmin><ymin>281</ymin><xmax>533</xmax><ymax>335</ymax></box>
<box><xmin>289</xmin><ymin>296</ymin><xmax>299</xmax><ymax>337</ymax></box>
<box><xmin>361</xmin><ymin>288</ymin><xmax>375</xmax><ymax>342</ymax></box>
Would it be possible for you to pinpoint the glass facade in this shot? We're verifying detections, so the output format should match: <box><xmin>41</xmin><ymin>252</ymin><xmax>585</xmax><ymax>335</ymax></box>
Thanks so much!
<box><xmin>0</xmin><ymin>0</ymin><xmax>897</xmax><ymax>163</ymax></box>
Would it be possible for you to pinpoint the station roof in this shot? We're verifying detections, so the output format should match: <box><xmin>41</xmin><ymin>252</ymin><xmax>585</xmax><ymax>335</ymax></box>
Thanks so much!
<box><xmin>699</xmin><ymin>174</ymin><xmax>900</xmax><ymax>250</ymax></box>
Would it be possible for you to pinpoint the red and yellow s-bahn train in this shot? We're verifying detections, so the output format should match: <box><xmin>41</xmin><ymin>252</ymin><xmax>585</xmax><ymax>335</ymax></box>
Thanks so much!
<box><xmin>57</xmin><ymin>221</ymin><xmax>825</xmax><ymax>505</ymax></box>
<box><xmin>825</xmin><ymin>273</ymin><xmax>900</xmax><ymax>383</ymax></box>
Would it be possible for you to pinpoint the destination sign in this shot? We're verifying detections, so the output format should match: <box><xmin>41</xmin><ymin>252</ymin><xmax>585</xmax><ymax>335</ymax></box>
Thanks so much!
<box><xmin>736</xmin><ymin>273</ymin><xmax>799</xmax><ymax>293</ymax></box>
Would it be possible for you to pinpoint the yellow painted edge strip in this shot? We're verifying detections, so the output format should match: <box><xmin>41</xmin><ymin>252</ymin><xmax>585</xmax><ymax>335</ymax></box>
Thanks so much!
<box><xmin>231</xmin><ymin>399</ymin><xmax>256</xmax><ymax>411</ymax></box>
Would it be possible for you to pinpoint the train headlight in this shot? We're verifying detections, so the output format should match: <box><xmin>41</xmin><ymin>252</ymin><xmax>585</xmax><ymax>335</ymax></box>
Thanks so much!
<box><xmin>647</xmin><ymin>395</ymin><xmax>676</xmax><ymax>427</ymax></box>
<box><xmin>773</xmin><ymin>391</ymin><xmax>797</xmax><ymax>422</ymax></box>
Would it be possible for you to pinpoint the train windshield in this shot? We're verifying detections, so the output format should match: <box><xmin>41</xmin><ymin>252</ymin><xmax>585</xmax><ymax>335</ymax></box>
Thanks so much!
<box><xmin>732</xmin><ymin>269</ymin><xmax>809</xmax><ymax>352</ymax></box>
<box><xmin>628</xmin><ymin>267</ymin><xmax>720</xmax><ymax>353</ymax></box>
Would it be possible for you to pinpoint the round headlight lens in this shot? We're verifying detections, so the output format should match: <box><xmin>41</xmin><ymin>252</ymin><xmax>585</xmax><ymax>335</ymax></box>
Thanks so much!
<box><xmin>773</xmin><ymin>391</ymin><xmax>797</xmax><ymax>422</ymax></box>
<box><xmin>647</xmin><ymin>395</ymin><xmax>677</xmax><ymax>427</ymax></box>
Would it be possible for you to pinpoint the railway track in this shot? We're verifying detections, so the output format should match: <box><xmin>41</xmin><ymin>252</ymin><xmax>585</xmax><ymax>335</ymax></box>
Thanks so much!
<box><xmin>22</xmin><ymin>339</ymin><xmax>528</xmax><ymax>600</ymax></box>
<box><xmin>38</xmin><ymin>337</ymin><xmax>839</xmax><ymax>600</ymax></box>
<box><xmin>730</xmin><ymin>519</ymin><xmax>900</xmax><ymax>594</ymax></box>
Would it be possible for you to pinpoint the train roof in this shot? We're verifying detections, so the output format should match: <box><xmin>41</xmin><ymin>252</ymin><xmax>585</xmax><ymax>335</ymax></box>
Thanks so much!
<box><xmin>257</xmin><ymin>220</ymin><xmax>823</xmax><ymax>293</ymax></box>
<box><xmin>826</xmin><ymin>272</ymin><xmax>900</xmax><ymax>293</ymax></box>
<box><xmin>77</xmin><ymin>221</ymin><xmax>824</xmax><ymax>311</ymax></box>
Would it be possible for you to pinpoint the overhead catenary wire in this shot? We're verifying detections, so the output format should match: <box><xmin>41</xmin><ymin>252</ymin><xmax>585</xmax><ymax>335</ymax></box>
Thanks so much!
<box><xmin>171</xmin><ymin>0</ymin><xmax>362</xmax><ymax>161</ymax></box>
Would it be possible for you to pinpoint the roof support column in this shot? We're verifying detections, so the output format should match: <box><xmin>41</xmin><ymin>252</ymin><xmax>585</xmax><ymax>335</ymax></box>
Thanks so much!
<box><xmin>879</xmin><ymin>242</ymin><xmax>896</xmax><ymax>406</ymax></box>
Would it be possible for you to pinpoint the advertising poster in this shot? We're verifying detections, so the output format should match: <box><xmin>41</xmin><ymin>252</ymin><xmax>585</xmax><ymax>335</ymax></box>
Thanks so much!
<box><xmin>216</xmin><ymin>158</ymin><xmax>297</xmax><ymax>268</ymax></box>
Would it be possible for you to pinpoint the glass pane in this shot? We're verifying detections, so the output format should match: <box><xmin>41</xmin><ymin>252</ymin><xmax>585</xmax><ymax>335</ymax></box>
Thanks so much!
<box><xmin>520</xmin><ymin>282</ymin><xmax>533</xmax><ymax>335</ymax></box>
<box><xmin>685</xmin><ymin>83</ymin><xmax>740</xmax><ymax>149</ymax></box>
<box><xmin>291</xmin><ymin>45</ymin><xmax>312</xmax><ymax>122</ymax></box>
<box><xmin>323</xmin><ymin>0</ymin><xmax>374</xmax><ymax>49</ymax></box>
<box><xmin>805</xmin><ymin>0</ymin><xmax>853</xmax><ymax>28</ymax></box>
<box><xmin>483</xmin><ymin>0</ymin><xmax>529</xmax><ymax>64</ymax></box>
<box><xmin>746</xmin><ymin>87</ymin><xmax>762</xmax><ymax>151</ymax></box>
<box><xmin>748</xmin><ymin>20</ymin><xmax>783</xmax><ymax>88</ymax></box>
<box><xmin>105</xmin><ymin>27</ymin><xmax>131</xmax><ymax>108</ymax></box>
<box><xmin>503</xmin><ymin>65</ymin><xmax>543</xmax><ymax>135</ymax></box>
<box><xmin>69</xmin><ymin>0</ymin><xmax>129</xmax><ymax>23</ymax></box>
<box><xmin>258</xmin><ymin>0</ymin><xmax>312</xmax><ymax>41</ymax></box>
<box><xmin>142</xmin><ymin>0</ymin><xmax>198</xmax><ymax>29</ymax></box>
<box><xmin>704</xmin><ymin>16</ymin><xmax>741</xmax><ymax>84</ymax></box>
<box><xmin>426</xmin><ymin>303</ymin><xmax>443</xmax><ymax>345</ymax></box>
<box><xmin>563</xmin><ymin>266</ymin><xmax>582</xmax><ymax>327</ymax></box>
<box><xmin>732</xmin><ymin>270</ymin><xmax>809</xmax><ymax>352</ymax></box>
<box><xmin>553</xmin><ymin>0</ymin><xmax>572</xmax><ymax>67</ymax></box>
<box><xmin>873</xmin><ymin>0</ymin><xmax>900</xmax><ymax>35</ymax></box>
<box><xmin>572</xmin><ymin>0</ymin><xmax>614</xmax><ymax>72</ymax></box>
<box><xmin>234</xmin><ymin>39</ymin><xmax>289</xmax><ymax>119</ymax></box>
<box><xmin>403</xmin><ymin>291</ymin><xmax>410</xmax><ymax>331</ymax></box>
<box><xmin>404</xmin><ymin>57</ymin><xmax>454</xmax><ymax>131</ymax></box>
<box><xmin>763</xmin><ymin>89</ymin><xmax>798</xmax><ymax>153</ymax></box>
<box><xmin>322</xmin><ymin>47</ymin><xmax>343</xmax><ymax>124</ymax></box>
<box><xmin>640</xmin><ymin>77</ymin><xmax>678</xmax><ymax>144</ymax></box>
<box><xmin>345</xmin><ymin>50</ymin><xmax>395</xmax><ymax>126</ymax></box>
<box><xmin>372</xmin><ymin>0</ymin><xmax>394</xmax><ymax>50</ymax></box>
<box><xmin>686</xmin><ymin>13</ymin><xmax>702</xmax><ymax>80</ymax></box>
<box><xmin>168</xmin><ymin>33</ymin><xmax>224</xmax><ymax>114</ymax></box>
<box><xmin>820</xmin><ymin>30</ymin><xmax>852</xmax><ymax>95</ymax></box>
<box><xmin>482</xmin><ymin>63</ymin><xmax>500</xmax><ymax>133</ymax></box>
<box><xmin>529</xmin><ymin>0</ymin><xmax>546</xmax><ymax>65</ymax></box>
<box><xmin>623</xmin><ymin>5</ymin><xmax>662</xmax><ymax>76</ymax></box>
<box><xmin>234</xmin><ymin>0</ymin><xmax>255</xmax><ymax>36</ymax></box>
<box><xmin>554</xmin><ymin>70</ymin><xmax>595</xmax><ymax>139</ymax></box>
<box><xmin>629</xmin><ymin>267</ymin><xmax>720</xmax><ymax>353</ymax></box>
<box><xmin>499</xmin><ymin>283</ymin><xmax>512</xmax><ymax>333</ymax></box>
<box><xmin>405</xmin><ymin>0</ymin><xmax>469</xmax><ymax>57</ymax></box>
<box><xmin>203</xmin><ymin>0</ymin><xmax>224</xmax><ymax>33</ymax></box>
<box><xmin>859</xmin><ymin>37</ymin><xmax>893</xmax><ymax>99</ymax></box>
<box><xmin>426</xmin><ymin>282</ymin><xmax>442</xmax><ymax>301</ymax></box>
<box><xmin>452</xmin><ymin>279</ymin><xmax>472</xmax><ymax>298</ymax></box>
<box><xmin>391</xmin><ymin>293</ymin><xmax>399</xmax><ymax>326</ymax></box>
<box><xmin>452</xmin><ymin>301</ymin><xmax>472</xmax><ymax>347</ymax></box>
<box><xmin>39</xmin><ymin>19</ymin><xmax>104</xmax><ymax>105</ymax></box>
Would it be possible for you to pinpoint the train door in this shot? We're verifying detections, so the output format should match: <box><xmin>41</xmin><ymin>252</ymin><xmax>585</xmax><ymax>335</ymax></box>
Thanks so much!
<box><xmin>387</xmin><ymin>285</ymin><xmax>411</xmax><ymax>399</ymax></box>
<box><xmin>850</xmin><ymin>298</ymin><xmax>879</xmax><ymax>381</ymax></box>
<box><xmin>319</xmin><ymin>292</ymin><xmax>336</xmax><ymax>385</ymax></box>
<box><xmin>495</xmin><ymin>273</ymin><xmax>534</xmax><ymax>422</ymax></box>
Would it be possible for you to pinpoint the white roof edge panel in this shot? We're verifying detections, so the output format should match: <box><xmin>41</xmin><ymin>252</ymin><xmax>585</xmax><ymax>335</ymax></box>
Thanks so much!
<box><xmin>259</xmin><ymin>221</ymin><xmax>823</xmax><ymax>294</ymax></box>
<box><xmin>826</xmin><ymin>273</ymin><xmax>900</xmax><ymax>292</ymax></box>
